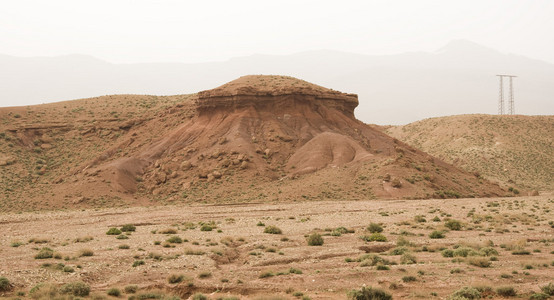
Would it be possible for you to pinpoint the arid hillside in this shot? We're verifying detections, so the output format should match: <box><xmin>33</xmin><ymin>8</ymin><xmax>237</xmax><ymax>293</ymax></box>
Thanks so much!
<box><xmin>0</xmin><ymin>76</ymin><xmax>506</xmax><ymax>212</ymax></box>
<box><xmin>386</xmin><ymin>114</ymin><xmax>554</xmax><ymax>192</ymax></box>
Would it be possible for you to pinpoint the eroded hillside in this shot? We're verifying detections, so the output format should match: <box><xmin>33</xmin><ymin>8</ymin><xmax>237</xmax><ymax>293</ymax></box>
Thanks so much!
<box><xmin>386</xmin><ymin>114</ymin><xmax>554</xmax><ymax>192</ymax></box>
<box><xmin>0</xmin><ymin>76</ymin><xmax>506</xmax><ymax>212</ymax></box>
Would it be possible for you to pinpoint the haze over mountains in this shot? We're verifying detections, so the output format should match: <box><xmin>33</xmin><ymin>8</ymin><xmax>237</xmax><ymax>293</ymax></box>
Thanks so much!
<box><xmin>1</xmin><ymin>39</ymin><xmax>553</xmax><ymax>125</ymax></box>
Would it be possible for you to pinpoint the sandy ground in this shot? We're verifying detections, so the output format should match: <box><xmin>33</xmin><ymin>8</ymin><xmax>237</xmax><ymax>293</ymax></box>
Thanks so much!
<box><xmin>0</xmin><ymin>195</ymin><xmax>552</xmax><ymax>299</ymax></box>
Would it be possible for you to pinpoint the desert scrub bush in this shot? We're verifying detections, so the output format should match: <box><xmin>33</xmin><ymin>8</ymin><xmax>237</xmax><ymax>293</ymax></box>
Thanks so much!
<box><xmin>401</xmin><ymin>276</ymin><xmax>417</xmax><ymax>283</ymax></box>
<box><xmin>121</xmin><ymin>224</ymin><xmax>136</xmax><ymax>232</ymax></box>
<box><xmin>347</xmin><ymin>286</ymin><xmax>392</xmax><ymax>300</ymax></box>
<box><xmin>264</xmin><ymin>225</ymin><xmax>282</xmax><ymax>234</ymax></box>
<box><xmin>118</xmin><ymin>244</ymin><xmax>130</xmax><ymax>249</ymax></box>
<box><xmin>449</xmin><ymin>286</ymin><xmax>481</xmax><ymax>299</ymax></box>
<box><xmin>185</xmin><ymin>248</ymin><xmax>205</xmax><ymax>255</ymax></box>
<box><xmin>192</xmin><ymin>293</ymin><xmax>208</xmax><ymax>300</ymax></box>
<box><xmin>34</xmin><ymin>247</ymin><xmax>54</xmax><ymax>259</ymax></box>
<box><xmin>106</xmin><ymin>227</ymin><xmax>122</xmax><ymax>235</ymax></box>
<box><xmin>116</xmin><ymin>234</ymin><xmax>129</xmax><ymax>240</ymax></box>
<box><xmin>198</xmin><ymin>271</ymin><xmax>212</xmax><ymax>279</ymax></box>
<box><xmin>414</xmin><ymin>215</ymin><xmax>426</xmax><ymax>223</ymax></box>
<box><xmin>167</xmin><ymin>273</ymin><xmax>185</xmax><ymax>284</ymax></box>
<box><xmin>74</xmin><ymin>236</ymin><xmax>93</xmax><ymax>243</ymax></box>
<box><xmin>442</xmin><ymin>249</ymin><xmax>454</xmax><ymax>257</ymax></box>
<box><xmin>78</xmin><ymin>248</ymin><xmax>94</xmax><ymax>257</ymax></box>
<box><xmin>468</xmin><ymin>257</ymin><xmax>491</xmax><ymax>268</ymax></box>
<box><xmin>389</xmin><ymin>247</ymin><xmax>409</xmax><ymax>255</ymax></box>
<box><xmin>511</xmin><ymin>249</ymin><xmax>530</xmax><ymax>255</ymax></box>
<box><xmin>107</xmin><ymin>288</ymin><xmax>121</xmax><ymax>297</ymax></box>
<box><xmin>60</xmin><ymin>281</ymin><xmax>90</xmax><ymax>297</ymax></box>
<box><xmin>429</xmin><ymin>230</ymin><xmax>445</xmax><ymax>239</ymax></box>
<box><xmin>360</xmin><ymin>233</ymin><xmax>387</xmax><ymax>242</ymax></box>
<box><xmin>358</xmin><ymin>254</ymin><xmax>393</xmax><ymax>267</ymax></box>
<box><xmin>124</xmin><ymin>285</ymin><xmax>138</xmax><ymax>294</ymax></box>
<box><xmin>0</xmin><ymin>277</ymin><xmax>11</xmax><ymax>292</ymax></box>
<box><xmin>479</xmin><ymin>247</ymin><xmax>499</xmax><ymax>256</ymax></box>
<box><xmin>541</xmin><ymin>283</ymin><xmax>554</xmax><ymax>295</ymax></box>
<box><xmin>159</xmin><ymin>228</ymin><xmax>177</xmax><ymax>234</ymax></box>
<box><xmin>63</xmin><ymin>266</ymin><xmax>74</xmax><ymax>273</ymax></box>
<box><xmin>496</xmin><ymin>286</ymin><xmax>516</xmax><ymax>297</ymax></box>
<box><xmin>259</xmin><ymin>271</ymin><xmax>275</xmax><ymax>278</ymax></box>
<box><xmin>132</xmin><ymin>260</ymin><xmax>145</xmax><ymax>267</ymax></box>
<box><xmin>367</xmin><ymin>223</ymin><xmax>383</xmax><ymax>233</ymax></box>
<box><xmin>307</xmin><ymin>233</ymin><xmax>324</xmax><ymax>246</ymax></box>
<box><xmin>400</xmin><ymin>253</ymin><xmax>417</xmax><ymax>264</ymax></box>
<box><xmin>10</xmin><ymin>241</ymin><xmax>23</xmax><ymax>247</ymax></box>
<box><xmin>29</xmin><ymin>283</ymin><xmax>59</xmax><ymax>298</ymax></box>
<box><xmin>289</xmin><ymin>267</ymin><xmax>303</xmax><ymax>274</ymax></box>
<box><xmin>453</xmin><ymin>247</ymin><xmax>479</xmax><ymax>257</ymax></box>
<box><xmin>166</xmin><ymin>236</ymin><xmax>183</xmax><ymax>244</ymax></box>
<box><xmin>530</xmin><ymin>293</ymin><xmax>550</xmax><ymax>300</ymax></box>
<box><xmin>200</xmin><ymin>224</ymin><xmax>213</xmax><ymax>231</ymax></box>
<box><xmin>445</xmin><ymin>219</ymin><xmax>463</xmax><ymax>230</ymax></box>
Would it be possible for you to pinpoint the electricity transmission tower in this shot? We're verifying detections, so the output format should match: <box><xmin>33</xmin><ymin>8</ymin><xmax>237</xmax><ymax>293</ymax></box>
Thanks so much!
<box><xmin>496</xmin><ymin>75</ymin><xmax>516</xmax><ymax>115</ymax></box>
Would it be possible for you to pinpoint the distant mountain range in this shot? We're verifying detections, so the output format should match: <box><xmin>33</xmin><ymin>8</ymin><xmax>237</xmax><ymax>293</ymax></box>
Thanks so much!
<box><xmin>1</xmin><ymin>39</ymin><xmax>553</xmax><ymax>124</ymax></box>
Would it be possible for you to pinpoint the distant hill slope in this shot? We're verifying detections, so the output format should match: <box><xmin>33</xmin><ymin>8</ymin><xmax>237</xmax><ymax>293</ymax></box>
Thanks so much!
<box><xmin>1</xmin><ymin>40</ymin><xmax>554</xmax><ymax>125</ymax></box>
<box><xmin>386</xmin><ymin>115</ymin><xmax>554</xmax><ymax>191</ymax></box>
<box><xmin>0</xmin><ymin>76</ymin><xmax>506</xmax><ymax>212</ymax></box>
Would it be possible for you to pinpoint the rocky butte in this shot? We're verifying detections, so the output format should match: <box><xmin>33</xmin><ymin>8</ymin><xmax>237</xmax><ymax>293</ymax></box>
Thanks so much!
<box><xmin>0</xmin><ymin>75</ymin><xmax>506</xmax><ymax>209</ymax></box>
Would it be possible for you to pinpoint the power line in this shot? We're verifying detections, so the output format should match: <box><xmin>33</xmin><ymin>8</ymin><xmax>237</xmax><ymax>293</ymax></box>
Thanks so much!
<box><xmin>496</xmin><ymin>75</ymin><xmax>516</xmax><ymax>115</ymax></box>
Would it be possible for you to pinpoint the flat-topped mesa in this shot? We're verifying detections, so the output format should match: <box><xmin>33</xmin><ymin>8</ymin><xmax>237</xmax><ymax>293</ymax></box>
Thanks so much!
<box><xmin>196</xmin><ymin>75</ymin><xmax>358</xmax><ymax>118</ymax></box>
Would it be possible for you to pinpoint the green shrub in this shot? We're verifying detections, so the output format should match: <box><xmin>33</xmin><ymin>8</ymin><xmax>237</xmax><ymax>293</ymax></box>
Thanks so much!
<box><xmin>63</xmin><ymin>266</ymin><xmax>74</xmax><ymax>273</ymax></box>
<box><xmin>78</xmin><ymin>248</ymin><xmax>94</xmax><ymax>257</ymax></box>
<box><xmin>445</xmin><ymin>219</ymin><xmax>462</xmax><ymax>230</ymax></box>
<box><xmin>34</xmin><ymin>247</ymin><xmax>54</xmax><ymax>259</ymax></box>
<box><xmin>479</xmin><ymin>247</ymin><xmax>498</xmax><ymax>256</ymax></box>
<box><xmin>60</xmin><ymin>282</ymin><xmax>90</xmax><ymax>297</ymax></box>
<box><xmin>402</xmin><ymin>276</ymin><xmax>417</xmax><ymax>283</ymax></box>
<box><xmin>414</xmin><ymin>215</ymin><xmax>426</xmax><ymax>223</ymax></box>
<box><xmin>347</xmin><ymin>286</ymin><xmax>392</xmax><ymax>300</ymax></box>
<box><xmin>192</xmin><ymin>293</ymin><xmax>208</xmax><ymax>300</ymax></box>
<box><xmin>166</xmin><ymin>236</ymin><xmax>183</xmax><ymax>244</ymax></box>
<box><xmin>307</xmin><ymin>233</ymin><xmax>324</xmax><ymax>246</ymax></box>
<box><xmin>0</xmin><ymin>277</ymin><xmax>11</xmax><ymax>292</ymax></box>
<box><xmin>468</xmin><ymin>257</ymin><xmax>491</xmax><ymax>268</ymax></box>
<box><xmin>132</xmin><ymin>260</ymin><xmax>145</xmax><ymax>267</ymax></box>
<box><xmin>121</xmin><ymin>224</ymin><xmax>136</xmax><ymax>232</ymax></box>
<box><xmin>389</xmin><ymin>247</ymin><xmax>409</xmax><ymax>255</ymax></box>
<box><xmin>530</xmin><ymin>293</ymin><xmax>550</xmax><ymax>300</ymax></box>
<box><xmin>453</xmin><ymin>247</ymin><xmax>478</xmax><ymax>257</ymax></box>
<box><xmin>496</xmin><ymin>286</ymin><xmax>516</xmax><ymax>297</ymax></box>
<box><xmin>107</xmin><ymin>288</ymin><xmax>121</xmax><ymax>297</ymax></box>
<box><xmin>442</xmin><ymin>249</ymin><xmax>454</xmax><ymax>257</ymax></box>
<box><xmin>540</xmin><ymin>283</ymin><xmax>554</xmax><ymax>295</ymax></box>
<box><xmin>264</xmin><ymin>226</ymin><xmax>282</xmax><ymax>234</ymax></box>
<box><xmin>358</xmin><ymin>254</ymin><xmax>392</xmax><ymax>267</ymax></box>
<box><xmin>289</xmin><ymin>267</ymin><xmax>303</xmax><ymax>274</ymax></box>
<box><xmin>449</xmin><ymin>286</ymin><xmax>481</xmax><ymax>299</ymax></box>
<box><xmin>167</xmin><ymin>274</ymin><xmax>185</xmax><ymax>284</ymax></box>
<box><xmin>361</xmin><ymin>233</ymin><xmax>387</xmax><ymax>242</ymax></box>
<box><xmin>400</xmin><ymin>253</ymin><xmax>417</xmax><ymax>264</ymax></box>
<box><xmin>106</xmin><ymin>228</ymin><xmax>122</xmax><ymax>235</ymax></box>
<box><xmin>429</xmin><ymin>231</ymin><xmax>445</xmax><ymax>239</ymax></box>
<box><xmin>200</xmin><ymin>224</ymin><xmax>213</xmax><ymax>231</ymax></box>
<box><xmin>124</xmin><ymin>285</ymin><xmax>138</xmax><ymax>294</ymax></box>
<box><xmin>512</xmin><ymin>249</ymin><xmax>530</xmax><ymax>255</ymax></box>
<box><xmin>367</xmin><ymin>223</ymin><xmax>383</xmax><ymax>233</ymax></box>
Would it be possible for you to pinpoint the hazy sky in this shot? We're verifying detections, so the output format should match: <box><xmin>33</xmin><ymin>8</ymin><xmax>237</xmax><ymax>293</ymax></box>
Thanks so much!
<box><xmin>1</xmin><ymin>0</ymin><xmax>554</xmax><ymax>64</ymax></box>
